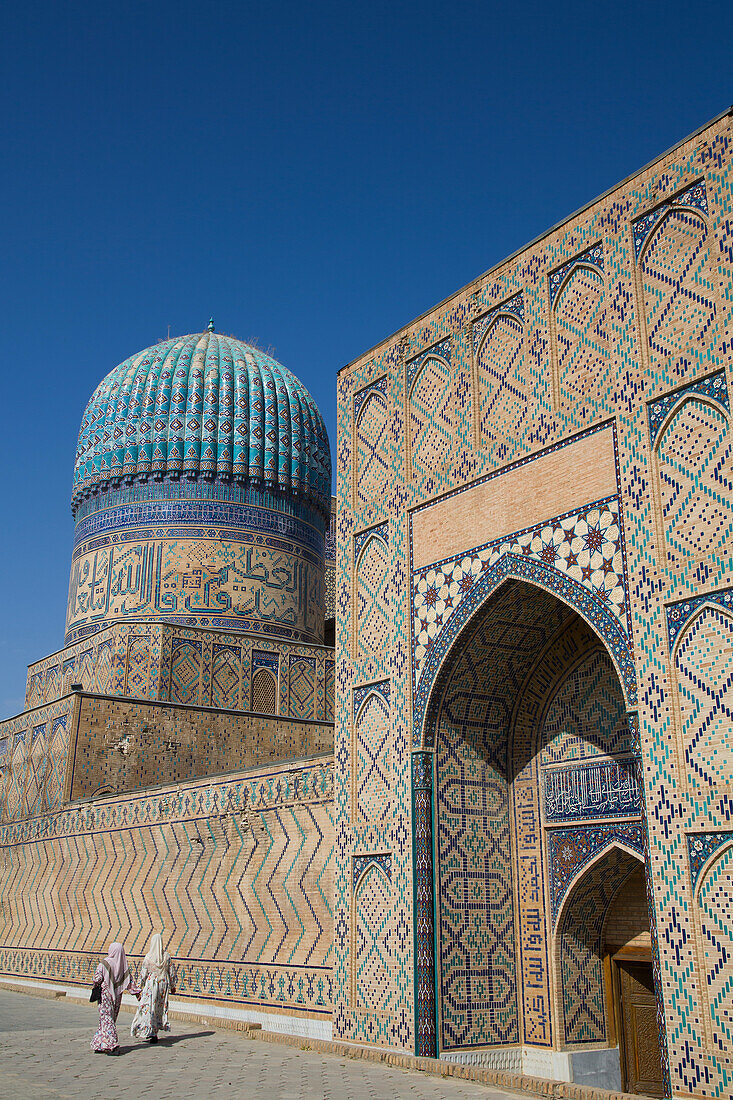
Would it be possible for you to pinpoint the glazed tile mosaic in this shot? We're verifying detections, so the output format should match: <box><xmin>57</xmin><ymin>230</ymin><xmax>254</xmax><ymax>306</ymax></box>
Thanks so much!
<box><xmin>2</xmin><ymin>112</ymin><xmax>733</xmax><ymax>1099</ymax></box>
<box><xmin>335</xmin><ymin>111</ymin><xmax>733</xmax><ymax>1097</ymax></box>
<box><xmin>0</xmin><ymin>759</ymin><xmax>334</xmax><ymax>1021</ymax></box>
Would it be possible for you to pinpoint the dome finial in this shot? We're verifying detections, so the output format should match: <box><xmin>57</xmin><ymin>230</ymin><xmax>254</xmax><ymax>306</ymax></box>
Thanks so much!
<box><xmin>207</xmin><ymin>317</ymin><xmax>215</xmax><ymax>332</ymax></box>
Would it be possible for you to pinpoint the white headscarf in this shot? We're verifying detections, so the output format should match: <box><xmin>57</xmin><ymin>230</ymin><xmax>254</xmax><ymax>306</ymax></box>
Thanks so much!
<box><xmin>143</xmin><ymin>932</ymin><xmax>170</xmax><ymax>979</ymax></box>
<box><xmin>101</xmin><ymin>942</ymin><xmax>132</xmax><ymax>1000</ymax></box>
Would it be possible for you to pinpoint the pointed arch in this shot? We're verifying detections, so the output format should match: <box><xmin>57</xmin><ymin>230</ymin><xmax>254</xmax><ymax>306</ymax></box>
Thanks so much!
<box><xmin>355</xmin><ymin>533</ymin><xmax>390</xmax><ymax>661</ymax></box>
<box><xmin>693</xmin><ymin>838</ymin><xmax>733</xmax><ymax>903</ymax></box>
<box><xmin>211</xmin><ymin>647</ymin><xmax>241</xmax><ymax>710</ymax></box>
<box><xmin>555</xmin><ymin>842</ymin><xmax>645</xmax><ymax>932</ymax></box>
<box><xmin>355</xmin><ymin>391</ymin><xmax>390</xmax><ymax>509</ymax></box>
<box><xmin>45</xmin><ymin>716</ymin><xmax>69</xmax><ymax>810</ymax></box>
<box><xmin>551</xmin><ymin>263</ymin><xmax>609</xmax><ymax>425</ymax></box>
<box><xmin>475</xmin><ymin>311</ymin><xmax>526</xmax><ymax>460</ymax></box>
<box><xmin>652</xmin><ymin>392</ymin><xmax>730</xmax><ymax>453</ymax></box>
<box><xmin>654</xmin><ymin>396</ymin><xmax>733</xmax><ymax>577</ymax></box>
<box><xmin>694</xmin><ymin>842</ymin><xmax>733</xmax><ymax>1055</ymax></box>
<box><xmin>556</xmin><ymin>844</ymin><xmax>642</xmax><ymax>1044</ymax></box>
<box><xmin>288</xmin><ymin>656</ymin><xmax>316</xmax><ymax>719</ymax></box>
<box><xmin>251</xmin><ymin>667</ymin><xmax>277</xmax><ymax>714</ymax></box>
<box><xmin>673</xmin><ymin>602</ymin><xmax>733</xmax><ymax>786</ymax></box>
<box><xmin>354</xmin><ymin>689</ymin><xmax>391</xmax><ymax>823</ymax></box>
<box><xmin>353</xmin><ymin>862</ymin><xmax>393</xmax><ymax>1013</ymax></box>
<box><xmin>408</xmin><ymin>354</ymin><xmax>453</xmax><ymax>481</ymax></box>
<box><xmin>417</xmin><ymin>571</ymin><xmax>640</xmax><ymax>1054</ymax></box>
<box><xmin>415</xmin><ymin>555</ymin><xmax>636</xmax><ymax>747</ymax></box>
<box><xmin>639</xmin><ymin>205</ymin><xmax>718</xmax><ymax>381</ymax></box>
<box><xmin>169</xmin><ymin>640</ymin><xmax>202</xmax><ymax>706</ymax></box>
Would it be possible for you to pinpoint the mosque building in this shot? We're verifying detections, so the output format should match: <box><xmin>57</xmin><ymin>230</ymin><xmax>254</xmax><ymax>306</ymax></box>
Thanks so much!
<box><xmin>1</xmin><ymin>109</ymin><xmax>733</xmax><ymax>1100</ymax></box>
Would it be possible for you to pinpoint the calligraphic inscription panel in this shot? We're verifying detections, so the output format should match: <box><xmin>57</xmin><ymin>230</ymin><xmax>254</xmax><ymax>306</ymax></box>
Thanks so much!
<box><xmin>67</xmin><ymin>508</ymin><xmax>324</xmax><ymax>644</ymax></box>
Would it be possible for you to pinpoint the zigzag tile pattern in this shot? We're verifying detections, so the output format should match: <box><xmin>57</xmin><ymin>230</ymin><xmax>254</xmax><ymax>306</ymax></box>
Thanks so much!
<box><xmin>0</xmin><ymin>760</ymin><xmax>334</xmax><ymax>1018</ymax></box>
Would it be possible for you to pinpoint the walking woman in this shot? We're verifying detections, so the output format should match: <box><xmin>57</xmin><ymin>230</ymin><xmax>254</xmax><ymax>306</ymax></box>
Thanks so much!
<box><xmin>131</xmin><ymin>933</ymin><xmax>175</xmax><ymax>1043</ymax></box>
<box><xmin>91</xmin><ymin>942</ymin><xmax>140</xmax><ymax>1054</ymax></box>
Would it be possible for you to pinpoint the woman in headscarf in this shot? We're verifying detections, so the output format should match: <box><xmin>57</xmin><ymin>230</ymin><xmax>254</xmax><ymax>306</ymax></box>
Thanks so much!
<box><xmin>131</xmin><ymin>933</ymin><xmax>176</xmax><ymax>1043</ymax></box>
<box><xmin>91</xmin><ymin>942</ymin><xmax>140</xmax><ymax>1054</ymax></box>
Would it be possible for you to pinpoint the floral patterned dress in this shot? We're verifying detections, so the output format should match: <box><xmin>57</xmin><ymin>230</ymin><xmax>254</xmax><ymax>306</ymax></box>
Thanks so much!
<box><xmin>130</xmin><ymin>959</ymin><xmax>174</xmax><ymax>1040</ymax></box>
<box><xmin>90</xmin><ymin>963</ymin><xmax>139</xmax><ymax>1053</ymax></box>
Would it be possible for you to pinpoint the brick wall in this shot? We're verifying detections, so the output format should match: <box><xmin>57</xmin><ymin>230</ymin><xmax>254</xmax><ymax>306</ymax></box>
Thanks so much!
<box><xmin>0</xmin><ymin>757</ymin><xmax>334</xmax><ymax>1034</ymax></box>
<box><xmin>604</xmin><ymin>868</ymin><xmax>652</xmax><ymax>953</ymax></box>
<box><xmin>69</xmin><ymin>693</ymin><xmax>333</xmax><ymax>799</ymax></box>
<box><xmin>337</xmin><ymin>109</ymin><xmax>733</xmax><ymax>1094</ymax></box>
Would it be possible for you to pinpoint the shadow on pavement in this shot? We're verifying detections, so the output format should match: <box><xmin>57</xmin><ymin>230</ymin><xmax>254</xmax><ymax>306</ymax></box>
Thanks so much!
<box><xmin>118</xmin><ymin>1030</ymin><xmax>215</xmax><ymax>1054</ymax></box>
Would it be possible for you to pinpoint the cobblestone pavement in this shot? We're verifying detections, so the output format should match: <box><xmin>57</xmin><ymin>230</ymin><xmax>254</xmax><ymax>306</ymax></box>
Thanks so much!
<box><xmin>0</xmin><ymin>988</ymin><xmax>522</xmax><ymax>1100</ymax></box>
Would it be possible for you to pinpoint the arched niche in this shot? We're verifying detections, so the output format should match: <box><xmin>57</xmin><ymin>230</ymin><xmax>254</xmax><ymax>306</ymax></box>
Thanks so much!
<box><xmin>250</xmin><ymin>667</ymin><xmax>277</xmax><ymax>714</ymax></box>
<box><xmin>639</xmin><ymin>205</ymin><xmax>718</xmax><ymax>383</ymax></box>
<box><xmin>672</xmin><ymin>602</ymin><xmax>733</xmax><ymax>787</ymax></box>
<box><xmin>353</xmin><ymin>862</ymin><xmax>393</xmax><ymax>1021</ymax></box>
<box><xmin>355</xmin><ymin>390</ymin><xmax>390</xmax><ymax>510</ymax></box>
<box><xmin>408</xmin><ymin>354</ymin><xmax>453</xmax><ymax>481</ymax></box>
<box><xmin>475</xmin><ymin>311</ymin><xmax>526</xmax><ymax>461</ymax></box>
<box><xmin>555</xmin><ymin>844</ymin><xmax>644</xmax><ymax>1045</ymax></box>
<box><xmin>416</xmin><ymin>576</ymin><xmax>646</xmax><ymax>1073</ymax></box>
<box><xmin>653</xmin><ymin>395</ymin><xmax>733</xmax><ymax>581</ymax></box>
<box><xmin>693</xmin><ymin>841</ymin><xmax>733</xmax><ymax>1059</ymax></box>
<box><xmin>353</xmin><ymin>690</ymin><xmax>391</xmax><ymax>823</ymax></box>
<box><xmin>551</xmin><ymin>263</ymin><xmax>609</xmax><ymax>425</ymax></box>
<box><xmin>354</xmin><ymin>533</ymin><xmax>390</xmax><ymax>662</ymax></box>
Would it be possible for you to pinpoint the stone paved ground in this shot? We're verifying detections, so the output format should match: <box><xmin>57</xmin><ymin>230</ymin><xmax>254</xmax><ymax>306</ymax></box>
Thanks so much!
<box><xmin>0</xmin><ymin>989</ymin><xmax>522</xmax><ymax>1100</ymax></box>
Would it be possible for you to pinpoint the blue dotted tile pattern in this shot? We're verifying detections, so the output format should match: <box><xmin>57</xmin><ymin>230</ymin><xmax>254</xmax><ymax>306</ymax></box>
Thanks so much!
<box><xmin>337</xmin><ymin>114</ymin><xmax>733</xmax><ymax>1096</ymax></box>
<box><xmin>73</xmin><ymin>330</ymin><xmax>331</xmax><ymax>520</ymax></box>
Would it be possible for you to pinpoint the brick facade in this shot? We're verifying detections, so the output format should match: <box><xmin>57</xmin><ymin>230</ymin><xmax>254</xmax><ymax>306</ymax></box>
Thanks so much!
<box><xmin>336</xmin><ymin>110</ymin><xmax>733</xmax><ymax>1095</ymax></box>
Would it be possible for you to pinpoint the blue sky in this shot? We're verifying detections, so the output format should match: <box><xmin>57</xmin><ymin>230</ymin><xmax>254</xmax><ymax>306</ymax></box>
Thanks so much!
<box><xmin>0</xmin><ymin>1</ymin><xmax>730</xmax><ymax>712</ymax></box>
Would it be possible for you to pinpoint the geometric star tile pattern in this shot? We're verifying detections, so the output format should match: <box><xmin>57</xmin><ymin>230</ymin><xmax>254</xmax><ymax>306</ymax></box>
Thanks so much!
<box><xmin>413</xmin><ymin>496</ymin><xmax>627</xmax><ymax>687</ymax></box>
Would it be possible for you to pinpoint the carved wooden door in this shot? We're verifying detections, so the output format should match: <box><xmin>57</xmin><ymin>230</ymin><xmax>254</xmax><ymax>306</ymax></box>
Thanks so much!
<box><xmin>618</xmin><ymin>961</ymin><xmax>664</xmax><ymax>1097</ymax></box>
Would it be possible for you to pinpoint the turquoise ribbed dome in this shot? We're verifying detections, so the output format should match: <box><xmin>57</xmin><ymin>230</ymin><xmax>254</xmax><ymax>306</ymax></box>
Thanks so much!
<box><xmin>72</xmin><ymin>329</ymin><xmax>331</xmax><ymax>519</ymax></box>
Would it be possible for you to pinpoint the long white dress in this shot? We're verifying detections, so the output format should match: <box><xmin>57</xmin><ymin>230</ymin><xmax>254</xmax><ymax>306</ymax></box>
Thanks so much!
<box><xmin>130</xmin><ymin>959</ymin><xmax>173</xmax><ymax>1039</ymax></box>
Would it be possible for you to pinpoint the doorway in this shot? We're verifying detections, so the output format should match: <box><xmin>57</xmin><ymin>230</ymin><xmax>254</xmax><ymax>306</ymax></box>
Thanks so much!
<box><xmin>613</xmin><ymin>958</ymin><xmax>664</xmax><ymax>1097</ymax></box>
<box><xmin>605</xmin><ymin>867</ymin><xmax>664</xmax><ymax>1096</ymax></box>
